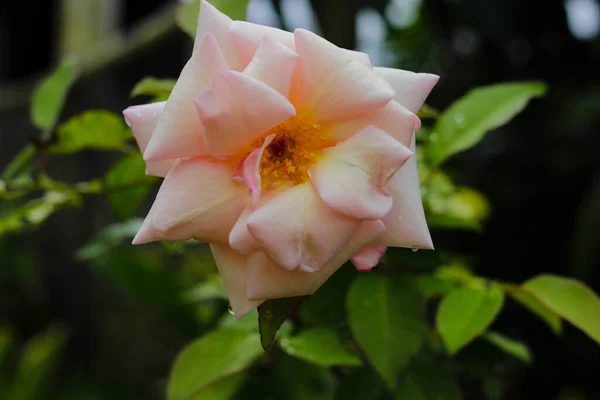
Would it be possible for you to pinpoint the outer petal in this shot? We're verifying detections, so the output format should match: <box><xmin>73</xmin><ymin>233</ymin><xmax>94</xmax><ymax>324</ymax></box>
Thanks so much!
<box><xmin>210</xmin><ymin>244</ymin><xmax>263</xmax><ymax>318</ymax></box>
<box><xmin>246</xmin><ymin>220</ymin><xmax>386</xmax><ymax>300</ymax></box>
<box><xmin>144</xmin><ymin>33</ymin><xmax>229</xmax><ymax>162</ymax></box>
<box><xmin>290</xmin><ymin>29</ymin><xmax>391</xmax><ymax>122</ymax></box>
<box><xmin>374</xmin><ymin>67</ymin><xmax>439</xmax><ymax>114</ymax></box>
<box><xmin>323</xmin><ymin>100</ymin><xmax>418</xmax><ymax>148</ymax></box>
<box><xmin>229</xmin><ymin>21</ymin><xmax>294</xmax><ymax>67</ymax></box>
<box><xmin>351</xmin><ymin>246</ymin><xmax>387</xmax><ymax>272</ymax></box>
<box><xmin>123</xmin><ymin>102</ymin><xmax>175</xmax><ymax>177</ymax></box>
<box><xmin>377</xmin><ymin>135</ymin><xmax>434</xmax><ymax>250</ymax></box>
<box><xmin>242</xmin><ymin>34</ymin><xmax>299</xmax><ymax>98</ymax></box>
<box><xmin>135</xmin><ymin>157</ymin><xmax>249</xmax><ymax>246</ymax></box>
<box><xmin>309</xmin><ymin>126</ymin><xmax>413</xmax><ymax>220</ymax></box>
<box><xmin>246</xmin><ymin>183</ymin><xmax>361</xmax><ymax>272</ymax></box>
<box><xmin>194</xmin><ymin>0</ymin><xmax>241</xmax><ymax>70</ymax></box>
<box><xmin>195</xmin><ymin>71</ymin><xmax>296</xmax><ymax>158</ymax></box>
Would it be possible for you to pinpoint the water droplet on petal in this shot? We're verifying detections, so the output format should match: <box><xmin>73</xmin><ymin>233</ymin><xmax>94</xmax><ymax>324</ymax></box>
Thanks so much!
<box><xmin>411</xmin><ymin>246</ymin><xmax>419</xmax><ymax>252</ymax></box>
<box><xmin>228</xmin><ymin>305</ymin><xmax>235</xmax><ymax>315</ymax></box>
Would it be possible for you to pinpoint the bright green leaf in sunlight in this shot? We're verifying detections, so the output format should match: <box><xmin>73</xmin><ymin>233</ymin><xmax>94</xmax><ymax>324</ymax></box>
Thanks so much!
<box><xmin>49</xmin><ymin>110</ymin><xmax>131</xmax><ymax>154</ymax></box>
<box><xmin>347</xmin><ymin>274</ymin><xmax>427</xmax><ymax>390</ymax></box>
<box><xmin>394</xmin><ymin>361</ymin><xmax>462</xmax><ymax>400</ymax></box>
<box><xmin>8</xmin><ymin>325</ymin><xmax>67</xmax><ymax>400</ymax></box>
<box><xmin>523</xmin><ymin>275</ymin><xmax>600</xmax><ymax>345</ymax></box>
<box><xmin>104</xmin><ymin>153</ymin><xmax>155</xmax><ymax>219</ymax></box>
<box><xmin>483</xmin><ymin>331</ymin><xmax>532</xmax><ymax>364</ymax></box>
<box><xmin>131</xmin><ymin>77</ymin><xmax>176</xmax><ymax>102</ymax></box>
<box><xmin>436</xmin><ymin>285</ymin><xmax>504</xmax><ymax>355</ymax></box>
<box><xmin>427</xmin><ymin>82</ymin><xmax>546</xmax><ymax>166</ymax></box>
<box><xmin>177</xmin><ymin>0</ymin><xmax>249</xmax><ymax>37</ymax></box>
<box><xmin>167</xmin><ymin>328</ymin><xmax>262</xmax><ymax>400</ymax></box>
<box><xmin>507</xmin><ymin>288</ymin><xmax>562</xmax><ymax>334</ymax></box>
<box><xmin>31</xmin><ymin>58</ymin><xmax>79</xmax><ymax>137</ymax></box>
<box><xmin>75</xmin><ymin>218</ymin><xmax>144</xmax><ymax>261</ymax></box>
<box><xmin>259</xmin><ymin>297</ymin><xmax>306</xmax><ymax>350</ymax></box>
<box><xmin>279</xmin><ymin>328</ymin><xmax>361</xmax><ymax>368</ymax></box>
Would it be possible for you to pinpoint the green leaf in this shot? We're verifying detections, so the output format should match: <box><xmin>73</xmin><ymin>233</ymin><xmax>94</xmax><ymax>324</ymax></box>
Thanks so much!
<box><xmin>507</xmin><ymin>288</ymin><xmax>562</xmax><ymax>334</ymax></box>
<box><xmin>258</xmin><ymin>297</ymin><xmax>306</xmax><ymax>350</ymax></box>
<box><xmin>394</xmin><ymin>361</ymin><xmax>462</xmax><ymax>400</ymax></box>
<box><xmin>414</xmin><ymin>274</ymin><xmax>456</xmax><ymax>297</ymax></box>
<box><xmin>31</xmin><ymin>58</ymin><xmax>79</xmax><ymax>136</ymax></box>
<box><xmin>483</xmin><ymin>331</ymin><xmax>532</xmax><ymax>364</ymax></box>
<box><xmin>218</xmin><ymin>310</ymin><xmax>258</xmax><ymax>332</ymax></box>
<box><xmin>75</xmin><ymin>218</ymin><xmax>144</xmax><ymax>261</ymax></box>
<box><xmin>176</xmin><ymin>0</ymin><xmax>249</xmax><ymax>37</ymax></box>
<box><xmin>279</xmin><ymin>328</ymin><xmax>361</xmax><ymax>367</ymax></box>
<box><xmin>0</xmin><ymin>325</ymin><xmax>15</xmax><ymax>368</ymax></box>
<box><xmin>436</xmin><ymin>286</ymin><xmax>504</xmax><ymax>355</ymax></box>
<box><xmin>167</xmin><ymin>328</ymin><xmax>262</xmax><ymax>400</ymax></box>
<box><xmin>335</xmin><ymin>367</ymin><xmax>385</xmax><ymax>400</ymax></box>
<box><xmin>347</xmin><ymin>274</ymin><xmax>426</xmax><ymax>390</ymax></box>
<box><xmin>428</xmin><ymin>82</ymin><xmax>546</xmax><ymax>166</ymax></box>
<box><xmin>8</xmin><ymin>325</ymin><xmax>67</xmax><ymax>400</ymax></box>
<box><xmin>182</xmin><ymin>275</ymin><xmax>227</xmax><ymax>303</ymax></box>
<box><xmin>1</xmin><ymin>145</ymin><xmax>36</xmax><ymax>181</ymax></box>
<box><xmin>187</xmin><ymin>374</ymin><xmax>245</xmax><ymax>400</ymax></box>
<box><xmin>131</xmin><ymin>77</ymin><xmax>176</xmax><ymax>102</ymax></box>
<box><xmin>104</xmin><ymin>153</ymin><xmax>155</xmax><ymax>219</ymax></box>
<box><xmin>523</xmin><ymin>275</ymin><xmax>600</xmax><ymax>345</ymax></box>
<box><xmin>49</xmin><ymin>110</ymin><xmax>131</xmax><ymax>154</ymax></box>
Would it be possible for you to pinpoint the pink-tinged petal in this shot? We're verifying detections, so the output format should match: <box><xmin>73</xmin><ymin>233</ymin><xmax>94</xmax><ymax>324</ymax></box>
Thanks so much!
<box><xmin>374</xmin><ymin>67</ymin><xmax>439</xmax><ymax>114</ymax></box>
<box><xmin>290</xmin><ymin>29</ymin><xmax>385</xmax><ymax>119</ymax></box>
<box><xmin>144</xmin><ymin>158</ymin><xmax>249</xmax><ymax>245</ymax></box>
<box><xmin>309</xmin><ymin>126</ymin><xmax>413</xmax><ymax>220</ymax></box>
<box><xmin>241</xmin><ymin>134</ymin><xmax>275</xmax><ymax>205</ymax></box>
<box><xmin>377</xmin><ymin>135</ymin><xmax>433</xmax><ymax>250</ymax></box>
<box><xmin>229</xmin><ymin>205</ymin><xmax>260</xmax><ymax>255</ymax></box>
<box><xmin>144</xmin><ymin>33</ymin><xmax>229</xmax><ymax>162</ymax></box>
<box><xmin>351</xmin><ymin>246</ymin><xmax>387</xmax><ymax>272</ymax></box>
<box><xmin>323</xmin><ymin>100</ymin><xmax>417</xmax><ymax>148</ymax></box>
<box><xmin>194</xmin><ymin>0</ymin><xmax>241</xmax><ymax>70</ymax></box>
<box><xmin>246</xmin><ymin>220</ymin><xmax>386</xmax><ymax>300</ymax></box>
<box><xmin>132</xmin><ymin>208</ymin><xmax>158</xmax><ymax>245</ymax></box>
<box><xmin>229</xmin><ymin>21</ymin><xmax>294</xmax><ymax>67</ymax></box>
<box><xmin>123</xmin><ymin>102</ymin><xmax>175</xmax><ymax>178</ymax></box>
<box><xmin>195</xmin><ymin>71</ymin><xmax>295</xmax><ymax>158</ymax></box>
<box><xmin>210</xmin><ymin>244</ymin><xmax>263</xmax><ymax>318</ymax></box>
<box><xmin>246</xmin><ymin>183</ymin><xmax>361</xmax><ymax>272</ymax></box>
<box><xmin>242</xmin><ymin>34</ymin><xmax>299</xmax><ymax>97</ymax></box>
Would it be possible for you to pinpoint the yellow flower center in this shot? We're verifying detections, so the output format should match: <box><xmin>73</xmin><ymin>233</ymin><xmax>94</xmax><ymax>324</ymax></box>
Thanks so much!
<box><xmin>252</xmin><ymin>116</ymin><xmax>328</xmax><ymax>190</ymax></box>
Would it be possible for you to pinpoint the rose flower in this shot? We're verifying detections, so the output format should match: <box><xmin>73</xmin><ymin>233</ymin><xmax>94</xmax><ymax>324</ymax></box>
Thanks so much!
<box><xmin>123</xmin><ymin>0</ymin><xmax>438</xmax><ymax>318</ymax></box>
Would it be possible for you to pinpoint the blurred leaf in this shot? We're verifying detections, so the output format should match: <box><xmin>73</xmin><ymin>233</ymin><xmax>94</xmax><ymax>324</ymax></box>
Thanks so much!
<box><xmin>182</xmin><ymin>275</ymin><xmax>227</xmax><ymax>303</ymax></box>
<box><xmin>0</xmin><ymin>325</ymin><xmax>15</xmax><ymax>368</ymax></box>
<box><xmin>1</xmin><ymin>146</ymin><xmax>35</xmax><ymax>182</ymax></box>
<box><xmin>31</xmin><ymin>58</ymin><xmax>79</xmax><ymax>137</ymax></box>
<box><xmin>436</xmin><ymin>286</ymin><xmax>504</xmax><ymax>355</ymax></box>
<box><xmin>426</xmin><ymin>213</ymin><xmax>482</xmax><ymax>231</ymax></box>
<box><xmin>218</xmin><ymin>310</ymin><xmax>258</xmax><ymax>332</ymax></box>
<box><xmin>8</xmin><ymin>325</ymin><xmax>67</xmax><ymax>400</ymax></box>
<box><xmin>177</xmin><ymin>0</ymin><xmax>249</xmax><ymax>37</ymax></box>
<box><xmin>523</xmin><ymin>275</ymin><xmax>600</xmax><ymax>345</ymax></box>
<box><xmin>335</xmin><ymin>367</ymin><xmax>385</xmax><ymax>400</ymax></box>
<box><xmin>167</xmin><ymin>328</ymin><xmax>262</xmax><ymax>400</ymax></box>
<box><xmin>75</xmin><ymin>218</ymin><xmax>144</xmax><ymax>261</ymax></box>
<box><xmin>279</xmin><ymin>328</ymin><xmax>361</xmax><ymax>367</ymax></box>
<box><xmin>428</xmin><ymin>82</ymin><xmax>546</xmax><ymax>166</ymax></box>
<box><xmin>507</xmin><ymin>288</ymin><xmax>562</xmax><ymax>334</ymax></box>
<box><xmin>104</xmin><ymin>153</ymin><xmax>155</xmax><ymax>219</ymax></box>
<box><xmin>417</xmin><ymin>104</ymin><xmax>439</xmax><ymax>119</ymax></box>
<box><xmin>259</xmin><ymin>297</ymin><xmax>306</xmax><ymax>350</ymax></box>
<box><xmin>483</xmin><ymin>331</ymin><xmax>532</xmax><ymax>364</ymax></box>
<box><xmin>394</xmin><ymin>361</ymin><xmax>462</xmax><ymax>400</ymax></box>
<box><xmin>49</xmin><ymin>110</ymin><xmax>131</xmax><ymax>154</ymax></box>
<box><xmin>347</xmin><ymin>274</ymin><xmax>426</xmax><ymax>390</ymax></box>
<box><xmin>131</xmin><ymin>77</ymin><xmax>176</xmax><ymax>101</ymax></box>
<box><xmin>414</xmin><ymin>274</ymin><xmax>456</xmax><ymax>297</ymax></box>
<box><xmin>190</xmin><ymin>374</ymin><xmax>245</xmax><ymax>400</ymax></box>
<box><xmin>277</xmin><ymin>353</ymin><xmax>335</xmax><ymax>400</ymax></box>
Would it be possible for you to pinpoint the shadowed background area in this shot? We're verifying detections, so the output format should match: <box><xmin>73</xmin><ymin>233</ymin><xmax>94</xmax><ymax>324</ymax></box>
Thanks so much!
<box><xmin>1</xmin><ymin>0</ymin><xmax>599</xmax><ymax>399</ymax></box>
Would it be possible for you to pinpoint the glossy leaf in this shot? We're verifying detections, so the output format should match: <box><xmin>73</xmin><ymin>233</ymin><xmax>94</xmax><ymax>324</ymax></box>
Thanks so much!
<box><xmin>176</xmin><ymin>0</ymin><xmax>249</xmax><ymax>37</ymax></box>
<box><xmin>347</xmin><ymin>274</ymin><xmax>426</xmax><ymax>390</ymax></box>
<box><xmin>258</xmin><ymin>297</ymin><xmax>306</xmax><ymax>350</ymax></box>
<box><xmin>483</xmin><ymin>331</ymin><xmax>532</xmax><ymax>364</ymax></box>
<box><xmin>167</xmin><ymin>328</ymin><xmax>262</xmax><ymax>400</ymax></box>
<box><xmin>394</xmin><ymin>361</ymin><xmax>462</xmax><ymax>400</ymax></box>
<box><xmin>104</xmin><ymin>153</ymin><xmax>155</xmax><ymax>219</ymax></box>
<box><xmin>31</xmin><ymin>58</ymin><xmax>79</xmax><ymax>136</ymax></box>
<box><xmin>49</xmin><ymin>110</ymin><xmax>131</xmax><ymax>154</ymax></box>
<box><xmin>436</xmin><ymin>286</ymin><xmax>504</xmax><ymax>355</ymax></box>
<box><xmin>523</xmin><ymin>275</ymin><xmax>600</xmax><ymax>344</ymax></box>
<box><xmin>508</xmin><ymin>288</ymin><xmax>562</xmax><ymax>334</ymax></box>
<box><xmin>428</xmin><ymin>82</ymin><xmax>546</xmax><ymax>166</ymax></box>
<box><xmin>279</xmin><ymin>328</ymin><xmax>361</xmax><ymax>367</ymax></box>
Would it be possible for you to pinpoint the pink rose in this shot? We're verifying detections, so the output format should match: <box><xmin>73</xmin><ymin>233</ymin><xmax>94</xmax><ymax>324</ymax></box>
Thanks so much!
<box><xmin>123</xmin><ymin>0</ymin><xmax>437</xmax><ymax>318</ymax></box>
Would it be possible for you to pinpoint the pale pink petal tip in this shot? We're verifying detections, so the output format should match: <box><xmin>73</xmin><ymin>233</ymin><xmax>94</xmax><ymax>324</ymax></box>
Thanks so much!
<box><xmin>132</xmin><ymin>216</ymin><xmax>157</xmax><ymax>245</ymax></box>
<box><xmin>351</xmin><ymin>246</ymin><xmax>387</xmax><ymax>272</ymax></box>
<box><xmin>413</xmin><ymin>114</ymin><xmax>422</xmax><ymax>131</ymax></box>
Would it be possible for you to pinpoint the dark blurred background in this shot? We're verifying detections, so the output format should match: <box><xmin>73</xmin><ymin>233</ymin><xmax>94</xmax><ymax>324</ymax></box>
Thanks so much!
<box><xmin>1</xmin><ymin>0</ymin><xmax>600</xmax><ymax>399</ymax></box>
